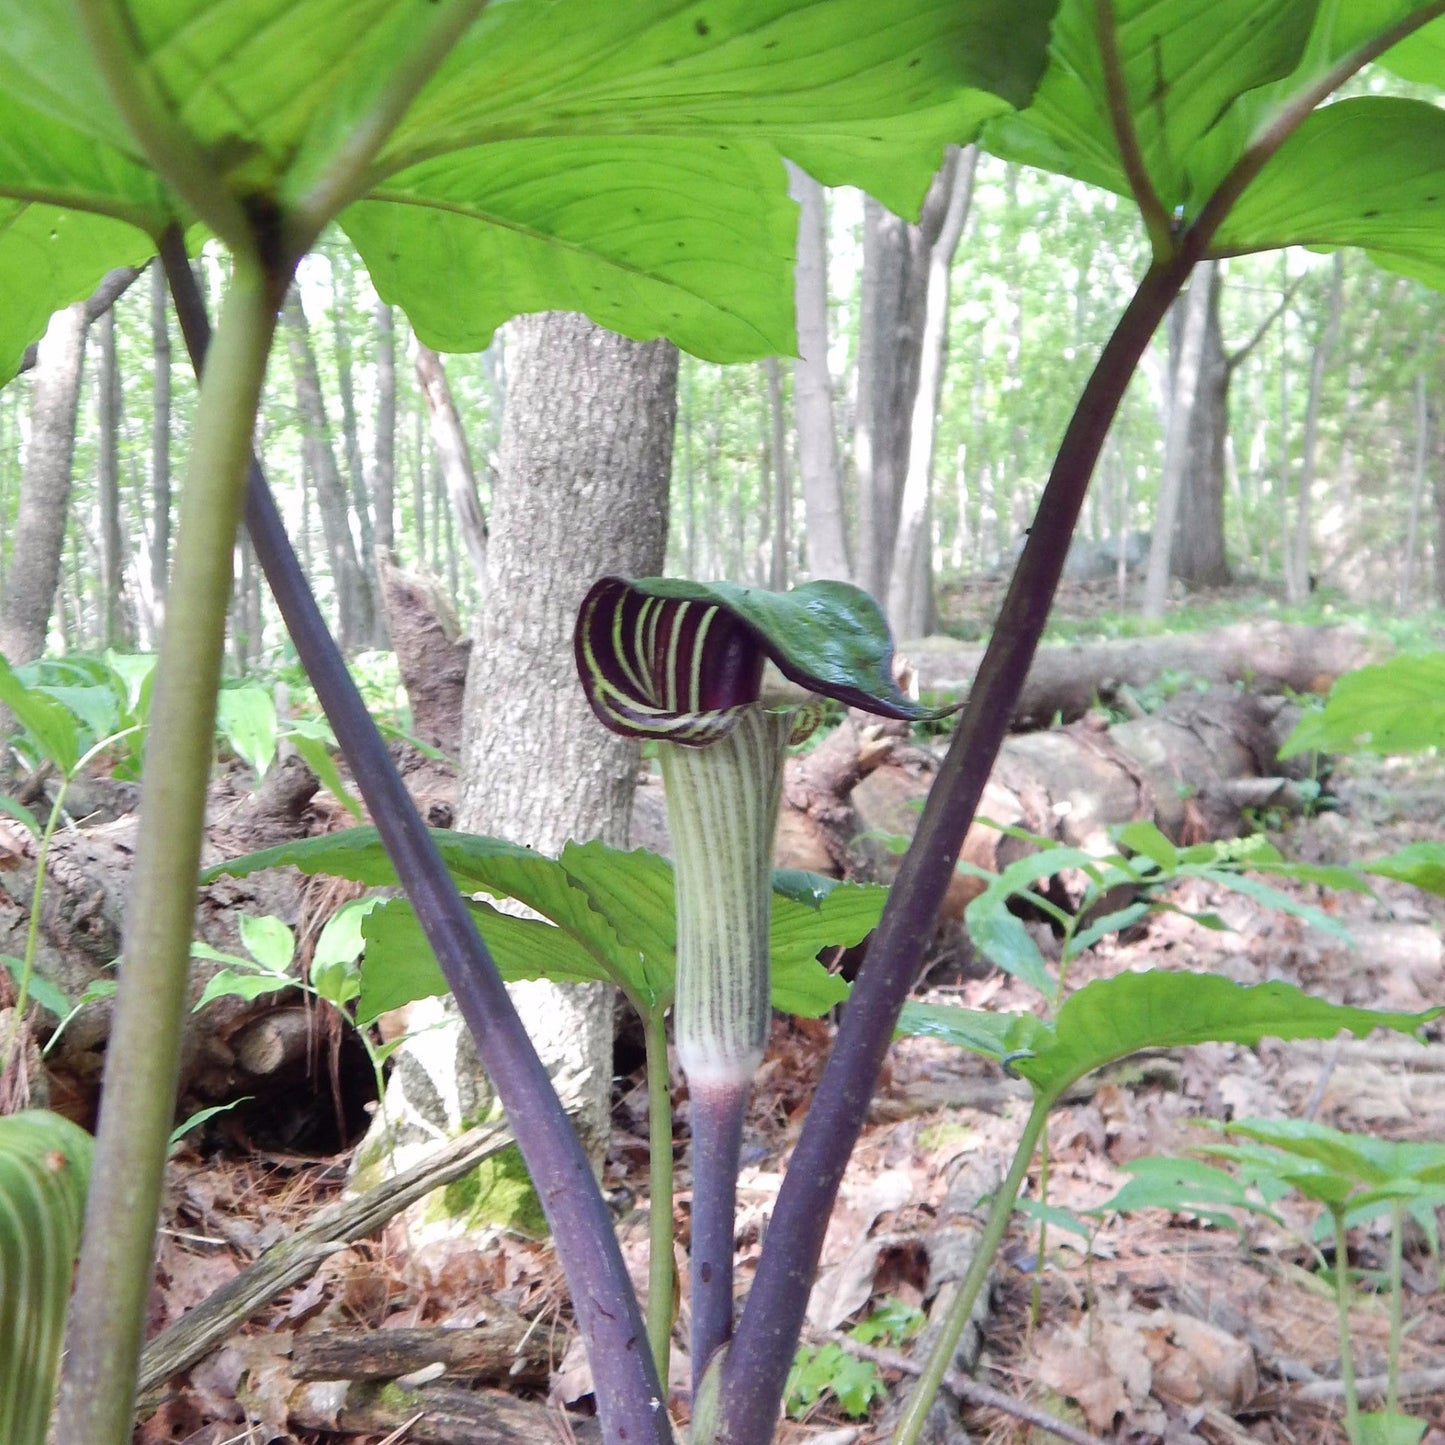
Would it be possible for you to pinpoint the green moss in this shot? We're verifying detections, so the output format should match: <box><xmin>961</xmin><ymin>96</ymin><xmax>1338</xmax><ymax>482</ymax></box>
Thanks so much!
<box><xmin>917</xmin><ymin>1120</ymin><xmax>974</xmax><ymax>1152</ymax></box>
<box><xmin>422</xmin><ymin>1144</ymin><xmax>549</xmax><ymax>1238</ymax></box>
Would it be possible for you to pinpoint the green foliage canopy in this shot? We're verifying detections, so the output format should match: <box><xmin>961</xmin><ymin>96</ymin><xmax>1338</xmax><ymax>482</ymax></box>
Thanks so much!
<box><xmin>0</xmin><ymin>0</ymin><xmax>1056</xmax><ymax>380</ymax></box>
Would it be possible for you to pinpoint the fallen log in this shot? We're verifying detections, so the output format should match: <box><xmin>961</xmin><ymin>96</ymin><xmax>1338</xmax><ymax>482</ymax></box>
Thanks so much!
<box><xmin>289</xmin><ymin>1319</ymin><xmax>549</xmax><ymax>1387</ymax></box>
<box><xmin>286</xmin><ymin>1380</ymin><xmax>597</xmax><ymax>1444</ymax></box>
<box><xmin>907</xmin><ymin>620</ymin><xmax>1379</xmax><ymax>728</ymax></box>
<box><xmin>632</xmin><ymin>686</ymin><xmax>1308</xmax><ymax>922</ymax></box>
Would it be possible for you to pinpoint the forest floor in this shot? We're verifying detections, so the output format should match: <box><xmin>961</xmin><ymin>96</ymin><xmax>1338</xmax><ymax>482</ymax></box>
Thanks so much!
<box><xmin>133</xmin><ymin>597</ymin><xmax>1445</xmax><ymax>1445</ymax></box>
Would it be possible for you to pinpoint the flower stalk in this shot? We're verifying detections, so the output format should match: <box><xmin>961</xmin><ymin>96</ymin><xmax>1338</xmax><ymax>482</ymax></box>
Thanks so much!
<box><xmin>661</xmin><ymin>704</ymin><xmax>794</xmax><ymax>1384</ymax></box>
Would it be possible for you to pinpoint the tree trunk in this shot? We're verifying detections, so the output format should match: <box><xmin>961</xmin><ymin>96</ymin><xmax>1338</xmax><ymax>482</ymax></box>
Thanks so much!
<box><xmin>1172</xmin><ymin>265</ymin><xmax>1232</xmax><ymax>588</ymax></box>
<box><xmin>764</xmin><ymin>357</ymin><xmax>791</xmax><ymax>591</ymax></box>
<box><xmin>282</xmin><ymin>288</ymin><xmax>373</xmax><ymax>649</ymax></box>
<box><xmin>331</xmin><ymin>259</ymin><xmax>382</xmax><ymax>644</ymax></box>
<box><xmin>96</xmin><ymin>307</ymin><xmax>127</xmax><ymax>650</ymax></box>
<box><xmin>374</xmin><ymin>299</ymin><xmax>397</xmax><ymax>556</ymax></box>
<box><xmin>789</xmin><ymin>166</ymin><xmax>851</xmax><ymax>583</ymax></box>
<box><xmin>886</xmin><ymin>146</ymin><xmax>977</xmax><ymax>638</ymax></box>
<box><xmin>149</xmin><ymin>260</ymin><xmax>173</xmax><ymax>634</ymax></box>
<box><xmin>910</xmin><ymin>619</ymin><xmax>1378</xmax><ymax>728</ymax></box>
<box><xmin>1402</xmin><ymin>366</ymin><xmax>1429</xmax><ymax>611</ymax></box>
<box><xmin>462</xmin><ymin>313</ymin><xmax>676</xmax><ymax>1157</ymax></box>
<box><xmin>1144</xmin><ymin>260</ymin><xmax>1216</xmax><ymax>619</ymax></box>
<box><xmin>365</xmin><ymin>316</ymin><xmax>677</xmax><ymax>1190</ymax></box>
<box><xmin>0</xmin><ymin>303</ymin><xmax>88</xmax><ymax>666</ymax></box>
<box><xmin>1288</xmin><ymin>252</ymin><xmax>1344</xmax><ymax>603</ymax></box>
<box><xmin>414</xmin><ymin>344</ymin><xmax>489</xmax><ymax>589</ymax></box>
<box><xmin>412</xmin><ymin>386</ymin><xmax>428</xmax><ymax>567</ymax></box>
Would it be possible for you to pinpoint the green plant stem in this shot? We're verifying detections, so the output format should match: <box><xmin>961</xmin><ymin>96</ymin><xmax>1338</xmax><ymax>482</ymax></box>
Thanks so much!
<box><xmin>71</xmin><ymin>0</ymin><xmax>250</xmax><ymax>244</ymax></box>
<box><xmin>1331</xmin><ymin>1205</ymin><xmax>1360</xmax><ymax>1441</ymax></box>
<box><xmin>893</xmin><ymin>1094</ymin><xmax>1051</xmax><ymax>1445</ymax></box>
<box><xmin>0</xmin><ymin>783</ymin><xmax>66</xmax><ymax>1075</ymax></box>
<box><xmin>1029</xmin><ymin>1130</ymin><xmax>1051</xmax><ymax>1332</ymax></box>
<box><xmin>283</xmin><ymin>0</ymin><xmax>492</xmax><ymax>249</ymax></box>
<box><xmin>54</xmin><ymin>260</ymin><xmax>281</xmax><ymax>1445</ymax></box>
<box><xmin>1387</xmin><ymin>1198</ymin><xmax>1404</xmax><ymax>1418</ymax></box>
<box><xmin>643</xmin><ymin>1005</ymin><xmax>675</xmax><ymax>1389</ymax></box>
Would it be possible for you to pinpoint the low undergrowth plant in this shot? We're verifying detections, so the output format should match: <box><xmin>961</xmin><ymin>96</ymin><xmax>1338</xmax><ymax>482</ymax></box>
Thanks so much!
<box><xmin>1099</xmin><ymin>1122</ymin><xmax>1445</xmax><ymax>1445</ymax></box>
<box><xmin>784</xmin><ymin>1301</ymin><xmax>923</xmax><ymax>1421</ymax></box>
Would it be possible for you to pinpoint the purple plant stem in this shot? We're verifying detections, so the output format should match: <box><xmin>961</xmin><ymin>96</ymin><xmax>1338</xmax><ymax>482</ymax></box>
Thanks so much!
<box><xmin>159</xmin><ymin>230</ymin><xmax>668</xmax><ymax>1445</ymax></box>
<box><xmin>718</xmin><ymin>251</ymin><xmax>1198</xmax><ymax>1444</ymax></box>
<box><xmin>688</xmin><ymin>1079</ymin><xmax>748</xmax><ymax>1392</ymax></box>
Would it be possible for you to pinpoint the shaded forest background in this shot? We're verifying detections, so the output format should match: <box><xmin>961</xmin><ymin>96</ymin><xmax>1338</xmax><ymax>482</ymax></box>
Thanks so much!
<box><xmin>4</xmin><ymin>152</ymin><xmax>1444</xmax><ymax>678</ymax></box>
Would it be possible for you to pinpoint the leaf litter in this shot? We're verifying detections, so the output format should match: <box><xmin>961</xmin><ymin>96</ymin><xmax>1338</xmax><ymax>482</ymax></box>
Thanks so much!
<box><xmin>130</xmin><ymin>751</ymin><xmax>1445</xmax><ymax>1444</ymax></box>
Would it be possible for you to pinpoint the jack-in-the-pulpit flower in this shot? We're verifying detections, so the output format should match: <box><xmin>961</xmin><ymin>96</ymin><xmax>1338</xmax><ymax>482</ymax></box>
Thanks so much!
<box><xmin>575</xmin><ymin>575</ymin><xmax>948</xmax><ymax>1391</ymax></box>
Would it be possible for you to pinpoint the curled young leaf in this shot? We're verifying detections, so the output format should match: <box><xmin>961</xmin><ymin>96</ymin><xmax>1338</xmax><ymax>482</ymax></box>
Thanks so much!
<box><xmin>574</xmin><ymin>575</ymin><xmax>954</xmax><ymax>743</ymax></box>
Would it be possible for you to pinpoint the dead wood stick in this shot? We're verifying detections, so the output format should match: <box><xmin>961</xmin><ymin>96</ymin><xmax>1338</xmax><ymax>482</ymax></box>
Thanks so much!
<box><xmin>1293</xmin><ymin>1365</ymin><xmax>1445</xmax><ymax>1404</ymax></box>
<box><xmin>290</xmin><ymin>1319</ymin><xmax>550</xmax><ymax>1386</ymax></box>
<box><xmin>138</xmin><ymin>1118</ymin><xmax>512</xmax><ymax>1394</ymax></box>
<box><xmin>288</xmin><ymin>1380</ymin><xmax>600</xmax><ymax>1444</ymax></box>
<box><xmin>837</xmin><ymin>1337</ymin><xmax>1103</xmax><ymax>1445</ymax></box>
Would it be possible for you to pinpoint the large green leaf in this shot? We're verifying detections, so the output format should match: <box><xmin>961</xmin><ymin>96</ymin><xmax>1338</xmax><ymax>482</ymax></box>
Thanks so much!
<box><xmin>209</xmin><ymin>827</ymin><xmax>869</xmax><ymax>1018</ymax></box>
<box><xmin>358</xmin><ymin>897</ymin><xmax>612</xmax><ymax>1021</ymax></box>
<box><xmin>0</xmin><ymin>0</ymin><xmax>1055</xmax><ymax>373</ymax></box>
<box><xmin>983</xmin><ymin>0</ymin><xmax>1319</xmax><ymax>210</ymax></box>
<box><xmin>982</xmin><ymin>1</ymin><xmax>1445</xmax><ymax>264</ymax></box>
<box><xmin>345</xmin><ymin>139</ymin><xmax>799</xmax><ymax>362</ymax></box>
<box><xmin>1281</xmin><ymin>651</ymin><xmax>1445</xmax><ymax>758</ymax></box>
<box><xmin>1363</xmin><ymin>842</ymin><xmax>1445</xmax><ymax>896</ymax></box>
<box><xmin>898</xmin><ymin>971</ymin><xmax>1437</xmax><ymax>1103</ymax></box>
<box><xmin>1214</xmin><ymin>97</ymin><xmax>1445</xmax><ymax>289</ymax></box>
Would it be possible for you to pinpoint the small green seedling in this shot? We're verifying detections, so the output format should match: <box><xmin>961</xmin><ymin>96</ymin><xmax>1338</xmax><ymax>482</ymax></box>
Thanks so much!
<box><xmin>784</xmin><ymin>1298</ymin><xmax>923</xmax><ymax>1419</ymax></box>
<box><xmin>1197</xmin><ymin>1119</ymin><xmax>1445</xmax><ymax>1445</ymax></box>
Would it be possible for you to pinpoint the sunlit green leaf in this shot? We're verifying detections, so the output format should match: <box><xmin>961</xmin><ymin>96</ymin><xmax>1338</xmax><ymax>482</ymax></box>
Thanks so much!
<box><xmin>237</xmin><ymin>913</ymin><xmax>295</xmax><ymax>973</ymax></box>
<box><xmin>898</xmin><ymin>972</ymin><xmax>1437</xmax><ymax>1104</ymax></box>
<box><xmin>0</xmin><ymin>654</ymin><xmax>81</xmax><ymax>776</ymax></box>
<box><xmin>1282</xmin><ymin>652</ymin><xmax>1445</xmax><ymax>758</ymax></box>
<box><xmin>208</xmin><ymin>827</ymin><xmax>870</xmax><ymax>1019</ymax></box>
<box><xmin>194</xmin><ymin>969</ymin><xmax>294</xmax><ymax>1010</ymax></box>
<box><xmin>0</xmin><ymin>0</ymin><xmax>1055</xmax><ymax>373</ymax></box>
<box><xmin>216</xmin><ymin>686</ymin><xmax>279</xmax><ymax>779</ymax></box>
<box><xmin>1363</xmin><ymin>842</ymin><xmax>1445</xmax><ymax>897</ymax></box>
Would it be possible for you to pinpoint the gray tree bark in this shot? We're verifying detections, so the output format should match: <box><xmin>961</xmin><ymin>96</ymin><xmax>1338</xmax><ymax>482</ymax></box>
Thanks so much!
<box><xmin>282</xmin><ymin>288</ymin><xmax>374</xmax><ymax>649</ymax></box>
<box><xmin>464</xmin><ymin>313</ymin><xmax>675</xmax><ymax>1159</ymax></box>
<box><xmin>1171</xmin><ymin>264</ymin><xmax>1231</xmax><ymax>589</ymax></box>
<box><xmin>1401</xmin><ymin>366</ymin><xmax>1429</xmax><ymax>610</ymax></box>
<box><xmin>331</xmin><ymin>259</ymin><xmax>383</xmax><ymax>645</ymax></box>
<box><xmin>96</xmin><ymin>308</ymin><xmax>123</xmax><ymax>649</ymax></box>
<box><xmin>886</xmin><ymin>146</ymin><xmax>977</xmax><ymax>638</ymax></box>
<box><xmin>149</xmin><ymin>260</ymin><xmax>173</xmax><ymax>633</ymax></box>
<box><xmin>1144</xmin><ymin>261</ymin><xmax>1216</xmax><ymax>619</ymax></box>
<box><xmin>0</xmin><ymin>303</ymin><xmax>88</xmax><ymax>665</ymax></box>
<box><xmin>1287</xmin><ymin>252</ymin><xmax>1344</xmax><ymax>603</ymax></box>
<box><xmin>855</xmin><ymin>164</ymin><xmax>960</xmax><ymax>610</ymax></box>
<box><xmin>414</xmin><ymin>343</ymin><xmax>490</xmax><ymax>589</ymax></box>
<box><xmin>369</xmin><ymin>315</ymin><xmax>677</xmax><ymax>1184</ymax></box>
<box><xmin>374</xmin><ymin>300</ymin><xmax>396</xmax><ymax>556</ymax></box>
<box><xmin>789</xmin><ymin>167</ymin><xmax>851</xmax><ymax>583</ymax></box>
<box><xmin>764</xmin><ymin>357</ymin><xmax>791</xmax><ymax>591</ymax></box>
